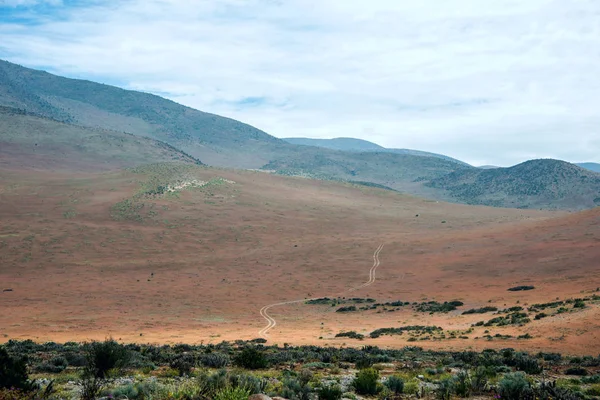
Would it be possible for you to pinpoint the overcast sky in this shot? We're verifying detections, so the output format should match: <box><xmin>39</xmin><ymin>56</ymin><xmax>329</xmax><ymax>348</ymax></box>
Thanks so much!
<box><xmin>1</xmin><ymin>0</ymin><xmax>599</xmax><ymax>166</ymax></box>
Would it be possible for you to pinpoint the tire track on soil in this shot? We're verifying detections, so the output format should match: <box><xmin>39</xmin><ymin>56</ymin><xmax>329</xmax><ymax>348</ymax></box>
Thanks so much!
<box><xmin>258</xmin><ymin>244</ymin><xmax>384</xmax><ymax>337</ymax></box>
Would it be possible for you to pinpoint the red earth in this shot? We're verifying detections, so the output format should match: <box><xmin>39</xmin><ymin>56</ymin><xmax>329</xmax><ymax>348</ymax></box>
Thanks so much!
<box><xmin>1</xmin><ymin>166</ymin><xmax>599</xmax><ymax>355</ymax></box>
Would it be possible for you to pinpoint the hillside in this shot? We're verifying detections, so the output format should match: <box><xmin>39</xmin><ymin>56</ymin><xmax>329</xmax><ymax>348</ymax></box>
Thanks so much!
<box><xmin>1</xmin><ymin>163</ymin><xmax>599</xmax><ymax>353</ymax></box>
<box><xmin>0</xmin><ymin>59</ymin><xmax>287</xmax><ymax>168</ymax></box>
<box><xmin>262</xmin><ymin>150</ymin><xmax>472</xmax><ymax>196</ymax></box>
<box><xmin>283</xmin><ymin>137</ymin><xmax>469</xmax><ymax>165</ymax></box>
<box><xmin>428</xmin><ymin>159</ymin><xmax>600</xmax><ymax>210</ymax></box>
<box><xmin>577</xmin><ymin>162</ymin><xmax>600</xmax><ymax>173</ymax></box>
<box><xmin>0</xmin><ymin>107</ymin><xmax>199</xmax><ymax>171</ymax></box>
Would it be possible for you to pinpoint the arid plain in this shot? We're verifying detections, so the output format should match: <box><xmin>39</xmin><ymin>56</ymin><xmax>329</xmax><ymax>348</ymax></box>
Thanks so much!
<box><xmin>1</xmin><ymin>163</ymin><xmax>599</xmax><ymax>355</ymax></box>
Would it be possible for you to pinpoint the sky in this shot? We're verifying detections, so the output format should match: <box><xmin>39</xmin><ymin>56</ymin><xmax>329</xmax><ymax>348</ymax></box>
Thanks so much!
<box><xmin>1</xmin><ymin>0</ymin><xmax>599</xmax><ymax>166</ymax></box>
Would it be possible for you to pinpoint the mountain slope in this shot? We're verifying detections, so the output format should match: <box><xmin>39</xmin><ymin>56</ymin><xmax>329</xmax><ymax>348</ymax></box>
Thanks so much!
<box><xmin>0</xmin><ymin>59</ymin><xmax>285</xmax><ymax>168</ymax></box>
<box><xmin>283</xmin><ymin>137</ymin><xmax>469</xmax><ymax>165</ymax></box>
<box><xmin>576</xmin><ymin>162</ymin><xmax>600</xmax><ymax>173</ymax></box>
<box><xmin>0</xmin><ymin>107</ymin><xmax>200</xmax><ymax>171</ymax></box>
<box><xmin>427</xmin><ymin>159</ymin><xmax>600</xmax><ymax>210</ymax></box>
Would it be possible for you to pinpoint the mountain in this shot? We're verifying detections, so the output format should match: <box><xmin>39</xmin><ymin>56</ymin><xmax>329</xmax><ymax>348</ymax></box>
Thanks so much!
<box><xmin>0</xmin><ymin>106</ymin><xmax>199</xmax><ymax>171</ymax></box>
<box><xmin>427</xmin><ymin>159</ymin><xmax>600</xmax><ymax>210</ymax></box>
<box><xmin>0</xmin><ymin>59</ymin><xmax>470</xmax><ymax>184</ymax></box>
<box><xmin>0</xmin><ymin>59</ymin><xmax>286</xmax><ymax>169</ymax></box>
<box><xmin>576</xmin><ymin>162</ymin><xmax>600</xmax><ymax>173</ymax></box>
<box><xmin>283</xmin><ymin>137</ymin><xmax>469</xmax><ymax>165</ymax></box>
<box><xmin>2</xmin><ymin>59</ymin><xmax>599</xmax><ymax>210</ymax></box>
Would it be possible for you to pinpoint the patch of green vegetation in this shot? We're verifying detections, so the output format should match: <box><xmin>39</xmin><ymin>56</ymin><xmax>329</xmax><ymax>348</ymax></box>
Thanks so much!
<box><xmin>415</xmin><ymin>300</ymin><xmax>464</xmax><ymax>313</ymax></box>
<box><xmin>334</xmin><ymin>331</ymin><xmax>365</xmax><ymax>340</ymax></box>
<box><xmin>483</xmin><ymin>311</ymin><xmax>530</xmax><ymax>327</ymax></box>
<box><xmin>370</xmin><ymin>325</ymin><xmax>443</xmax><ymax>338</ymax></box>
<box><xmin>507</xmin><ymin>285</ymin><xmax>535</xmax><ymax>291</ymax></box>
<box><xmin>462</xmin><ymin>306</ymin><xmax>498</xmax><ymax>315</ymax></box>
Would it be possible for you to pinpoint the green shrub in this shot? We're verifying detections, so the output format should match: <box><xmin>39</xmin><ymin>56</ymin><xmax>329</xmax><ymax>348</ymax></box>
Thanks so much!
<box><xmin>355</xmin><ymin>356</ymin><xmax>374</xmax><ymax>370</ymax></box>
<box><xmin>201</xmin><ymin>352</ymin><xmax>230</xmax><ymax>368</ymax></box>
<box><xmin>471</xmin><ymin>366</ymin><xmax>492</xmax><ymax>393</ymax></box>
<box><xmin>170</xmin><ymin>353</ymin><xmax>195</xmax><ymax>376</ymax></box>
<box><xmin>353</xmin><ymin>368</ymin><xmax>380</xmax><ymax>395</ymax></box>
<box><xmin>318</xmin><ymin>384</ymin><xmax>343</xmax><ymax>400</ymax></box>
<box><xmin>234</xmin><ymin>347</ymin><xmax>268</xmax><ymax>370</ymax></box>
<box><xmin>214</xmin><ymin>386</ymin><xmax>250</xmax><ymax>400</ymax></box>
<box><xmin>281</xmin><ymin>377</ymin><xmax>311</xmax><ymax>400</ymax></box>
<box><xmin>0</xmin><ymin>347</ymin><xmax>33</xmax><ymax>391</ymax></box>
<box><xmin>436</xmin><ymin>378</ymin><xmax>454</xmax><ymax>400</ymax></box>
<box><xmin>84</xmin><ymin>339</ymin><xmax>130</xmax><ymax>379</ymax></box>
<box><xmin>585</xmin><ymin>384</ymin><xmax>600</xmax><ymax>396</ymax></box>
<box><xmin>453</xmin><ymin>370</ymin><xmax>471</xmax><ymax>397</ymax></box>
<box><xmin>384</xmin><ymin>375</ymin><xmax>404</xmax><ymax>394</ymax></box>
<box><xmin>565</xmin><ymin>367</ymin><xmax>588</xmax><ymax>376</ymax></box>
<box><xmin>498</xmin><ymin>372</ymin><xmax>532</xmax><ymax>400</ymax></box>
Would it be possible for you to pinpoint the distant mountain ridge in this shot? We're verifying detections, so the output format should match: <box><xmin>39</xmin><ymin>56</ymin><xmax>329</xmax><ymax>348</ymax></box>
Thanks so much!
<box><xmin>428</xmin><ymin>159</ymin><xmax>600</xmax><ymax>210</ymax></box>
<box><xmin>283</xmin><ymin>137</ymin><xmax>469</xmax><ymax>165</ymax></box>
<box><xmin>576</xmin><ymin>162</ymin><xmax>600</xmax><ymax>173</ymax></box>
<box><xmin>1</xmin><ymin>58</ymin><xmax>599</xmax><ymax>210</ymax></box>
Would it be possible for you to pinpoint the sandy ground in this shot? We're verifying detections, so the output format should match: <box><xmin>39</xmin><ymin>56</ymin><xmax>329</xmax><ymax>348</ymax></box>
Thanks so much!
<box><xmin>0</xmin><ymin>167</ymin><xmax>599</xmax><ymax>355</ymax></box>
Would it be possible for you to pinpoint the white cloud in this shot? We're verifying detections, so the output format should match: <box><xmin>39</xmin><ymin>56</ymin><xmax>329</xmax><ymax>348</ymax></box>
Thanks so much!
<box><xmin>1</xmin><ymin>0</ymin><xmax>599</xmax><ymax>166</ymax></box>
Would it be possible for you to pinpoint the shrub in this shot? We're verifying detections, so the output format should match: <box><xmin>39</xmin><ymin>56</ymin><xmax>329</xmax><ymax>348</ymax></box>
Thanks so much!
<box><xmin>201</xmin><ymin>352</ymin><xmax>230</xmax><ymax>368</ymax></box>
<box><xmin>565</xmin><ymin>367</ymin><xmax>588</xmax><ymax>376</ymax></box>
<box><xmin>84</xmin><ymin>339</ymin><xmax>130</xmax><ymax>379</ymax></box>
<box><xmin>384</xmin><ymin>375</ymin><xmax>404</xmax><ymax>394</ymax></box>
<box><xmin>498</xmin><ymin>372</ymin><xmax>532</xmax><ymax>400</ymax></box>
<box><xmin>318</xmin><ymin>384</ymin><xmax>343</xmax><ymax>400</ymax></box>
<box><xmin>585</xmin><ymin>384</ymin><xmax>600</xmax><ymax>396</ymax></box>
<box><xmin>34</xmin><ymin>356</ymin><xmax>68</xmax><ymax>373</ymax></box>
<box><xmin>0</xmin><ymin>347</ymin><xmax>33</xmax><ymax>391</ymax></box>
<box><xmin>436</xmin><ymin>378</ymin><xmax>454</xmax><ymax>400</ymax></box>
<box><xmin>353</xmin><ymin>368</ymin><xmax>380</xmax><ymax>395</ymax></box>
<box><xmin>281</xmin><ymin>377</ymin><xmax>311</xmax><ymax>400</ymax></box>
<box><xmin>170</xmin><ymin>353</ymin><xmax>195</xmax><ymax>376</ymax></box>
<box><xmin>355</xmin><ymin>356</ymin><xmax>374</xmax><ymax>370</ymax></box>
<box><xmin>471</xmin><ymin>366</ymin><xmax>493</xmax><ymax>393</ymax></box>
<box><xmin>214</xmin><ymin>386</ymin><xmax>250</xmax><ymax>400</ymax></box>
<box><xmin>453</xmin><ymin>370</ymin><xmax>471</xmax><ymax>397</ymax></box>
<box><xmin>234</xmin><ymin>347</ymin><xmax>268</xmax><ymax>370</ymax></box>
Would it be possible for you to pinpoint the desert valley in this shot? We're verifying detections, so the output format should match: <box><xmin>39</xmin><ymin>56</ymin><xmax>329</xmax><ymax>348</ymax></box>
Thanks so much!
<box><xmin>1</xmin><ymin>9</ymin><xmax>600</xmax><ymax>396</ymax></box>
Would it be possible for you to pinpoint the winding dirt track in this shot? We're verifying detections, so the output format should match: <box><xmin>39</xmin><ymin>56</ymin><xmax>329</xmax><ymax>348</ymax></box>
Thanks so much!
<box><xmin>258</xmin><ymin>244</ymin><xmax>384</xmax><ymax>337</ymax></box>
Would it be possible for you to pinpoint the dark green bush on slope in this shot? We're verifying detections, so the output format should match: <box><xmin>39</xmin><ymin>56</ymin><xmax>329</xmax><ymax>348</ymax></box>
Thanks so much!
<box><xmin>0</xmin><ymin>347</ymin><xmax>33</xmax><ymax>391</ymax></box>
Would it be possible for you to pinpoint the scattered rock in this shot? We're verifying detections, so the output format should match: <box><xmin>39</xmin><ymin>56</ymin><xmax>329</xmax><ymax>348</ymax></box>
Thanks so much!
<box><xmin>3</xmin><ymin>288</ymin><xmax>13</xmax><ymax>292</ymax></box>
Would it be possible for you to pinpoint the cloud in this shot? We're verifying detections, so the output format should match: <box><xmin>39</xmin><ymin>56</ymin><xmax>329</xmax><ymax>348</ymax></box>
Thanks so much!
<box><xmin>0</xmin><ymin>0</ymin><xmax>599</xmax><ymax>166</ymax></box>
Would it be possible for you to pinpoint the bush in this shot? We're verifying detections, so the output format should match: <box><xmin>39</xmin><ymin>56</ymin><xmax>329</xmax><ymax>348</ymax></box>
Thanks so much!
<box><xmin>201</xmin><ymin>352</ymin><xmax>230</xmax><ymax>368</ymax></box>
<box><xmin>565</xmin><ymin>367</ymin><xmax>588</xmax><ymax>376</ymax></box>
<box><xmin>353</xmin><ymin>368</ymin><xmax>380</xmax><ymax>395</ymax></box>
<box><xmin>355</xmin><ymin>356</ymin><xmax>374</xmax><ymax>370</ymax></box>
<box><xmin>170</xmin><ymin>353</ymin><xmax>195</xmax><ymax>376</ymax></box>
<box><xmin>318</xmin><ymin>384</ymin><xmax>343</xmax><ymax>400</ymax></box>
<box><xmin>84</xmin><ymin>339</ymin><xmax>130</xmax><ymax>379</ymax></box>
<box><xmin>498</xmin><ymin>372</ymin><xmax>532</xmax><ymax>400</ymax></box>
<box><xmin>453</xmin><ymin>370</ymin><xmax>471</xmax><ymax>397</ymax></box>
<box><xmin>281</xmin><ymin>377</ymin><xmax>311</xmax><ymax>400</ymax></box>
<box><xmin>214</xmin><ymin>386</ymin><xmax>250</xmax><ymax>400</ymax></box>
<box><xmin>34</xmin><ymin>356</ymin><xmax>68</xmax><ymax>373</ymax></box>
<box><xmin>0</xmin><ymin>347</ymin><xmax>33</xmax><ymax>391</ymax></box>
<box><xmin>471</xmin><ymin>366</ymin><xmax>493</xmax><ymax>393</ymax></box>
<box><xmin>234</xmin><ymin>347</ymin><xmax>268</xmax><ymax>370</ymax></box>
<box><xmin>436</xmin><ymin>378</ymin><xmax>454</xmax><ymax>400</ymax></box>
<box><xmin>384</xmin><ymin>375</ymin><xmax>404</xmax><ymax>394</ymax></box>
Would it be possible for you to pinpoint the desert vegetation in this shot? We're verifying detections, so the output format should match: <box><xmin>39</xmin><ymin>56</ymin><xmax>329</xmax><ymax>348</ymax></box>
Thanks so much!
<box><xmin>1</xmin><ymin>339</ymin><xmax>600</xmax><ymax>399</ymax></box>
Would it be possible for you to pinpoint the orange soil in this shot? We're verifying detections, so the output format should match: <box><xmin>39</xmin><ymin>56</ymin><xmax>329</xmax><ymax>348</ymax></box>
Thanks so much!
<box><xmin>0</xmin><ymin>167</ymin><xmax>599</xmax><ymax>355</ymax></box>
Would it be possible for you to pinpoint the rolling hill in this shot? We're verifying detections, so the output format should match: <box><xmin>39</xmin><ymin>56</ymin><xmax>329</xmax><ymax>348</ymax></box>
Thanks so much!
<box><xmin>0</xmin><ymin>106</ymin><xmax>200</xmax><ymax>171</ymax></box>
<box><xmin>428</xmin><ymin>159</ymin><xmax>600</xmax><ymax>210</ymax></box>
<box><xmin>283</xmin><ymin>137</ymin><xmax>469</xmax><ymax>165</ymax></box>
<box><xmin>2</xmin><ymin>59</ymin><xmax>599</xmax><ymax>210</ymax></box>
